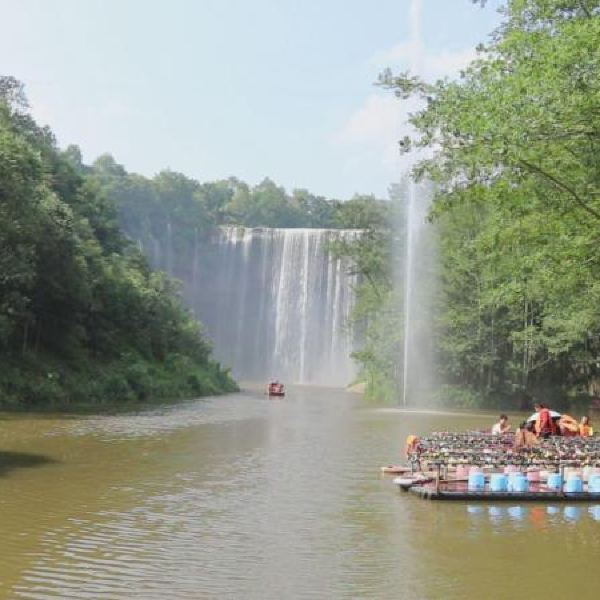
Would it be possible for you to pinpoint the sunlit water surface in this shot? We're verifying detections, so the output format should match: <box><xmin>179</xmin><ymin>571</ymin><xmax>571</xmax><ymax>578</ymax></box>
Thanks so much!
<box><xmin>1</xmin><ymin>387</ymin><xmax>599</xmax><ymax>599</ymax></box>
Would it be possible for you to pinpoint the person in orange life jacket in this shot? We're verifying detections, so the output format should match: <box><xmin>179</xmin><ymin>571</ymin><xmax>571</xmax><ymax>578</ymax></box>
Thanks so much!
<box><xmin>579</xmin><ymin>415</ymin><xmax>593</xmax><ymax>437</ymax></box>
<box><xmin>533</xmin><ymin>403</ymin><xmax>555</xmax><ymax>438</ymax></box>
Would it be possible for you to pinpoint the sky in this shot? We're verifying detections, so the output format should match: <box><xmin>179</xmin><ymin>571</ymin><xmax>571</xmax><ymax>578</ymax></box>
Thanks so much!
<box><xmin>0</xmin><ymin>0</ymin><xmax>503</xmax><ymax>200</ymax></box>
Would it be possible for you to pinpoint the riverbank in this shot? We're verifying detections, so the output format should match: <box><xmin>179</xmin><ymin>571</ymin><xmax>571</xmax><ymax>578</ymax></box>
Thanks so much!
<box><xmin>0</xmin><ymin>352</ymin><xmax>238</xmax><ymax>410</ymax></box>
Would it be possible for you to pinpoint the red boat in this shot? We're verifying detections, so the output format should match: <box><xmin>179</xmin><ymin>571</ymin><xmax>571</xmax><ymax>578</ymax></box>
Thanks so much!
<box><xmin>267</xmin><ymin>381</ymin><xmax>285</xmax><ymax>397</ymax></box>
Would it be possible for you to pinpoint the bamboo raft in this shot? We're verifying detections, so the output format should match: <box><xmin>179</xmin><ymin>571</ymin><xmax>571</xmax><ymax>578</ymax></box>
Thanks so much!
<box><xmin>387</xmin><ymin>431</ymin><xmax>600</xmax><ymax>503</ymax></box>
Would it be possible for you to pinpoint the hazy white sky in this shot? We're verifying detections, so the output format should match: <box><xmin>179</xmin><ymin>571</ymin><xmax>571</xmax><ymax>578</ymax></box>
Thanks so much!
<box><xmin>1</xmin><ymin>0</ymin><xmax>502</xmax><ymax>199</ymax></box>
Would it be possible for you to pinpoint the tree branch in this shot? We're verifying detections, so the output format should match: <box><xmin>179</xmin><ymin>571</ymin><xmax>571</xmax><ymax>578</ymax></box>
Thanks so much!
<box><xmin>517</xmin><ymin>159</ymin><xmax>600</xmax><ymax>221</ymax></box>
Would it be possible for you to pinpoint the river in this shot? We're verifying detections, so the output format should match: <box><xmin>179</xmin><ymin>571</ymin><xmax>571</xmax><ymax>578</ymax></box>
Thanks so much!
<box><xmin>1</xmin><ymin>387</ymin><xmax>599</xmax><ymax>599</ymax></box>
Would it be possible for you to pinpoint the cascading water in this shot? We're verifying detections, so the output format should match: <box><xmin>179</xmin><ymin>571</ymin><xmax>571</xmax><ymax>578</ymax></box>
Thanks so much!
<box><xmin>189</xmin><ymin>227</ymin><xmax>360</xmax><ymax>386</ymax></box>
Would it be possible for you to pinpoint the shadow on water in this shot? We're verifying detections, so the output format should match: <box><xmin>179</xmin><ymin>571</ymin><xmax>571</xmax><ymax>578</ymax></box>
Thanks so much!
<box><xmin>0</xmin><ymin>451</ymin><xmax>57</xmax><ymax>477</ymax></box>
<box><xmin>0</xmin><ymin>396</ymin><xmax>212</xmax><ymax>419</ymax></box>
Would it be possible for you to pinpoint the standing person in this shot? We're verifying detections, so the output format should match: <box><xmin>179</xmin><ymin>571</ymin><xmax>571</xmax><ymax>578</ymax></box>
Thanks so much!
<box><xmin>534</xmin><ymin>403</ymin><xmax>556</xmax><ymax>438</ymax></box>
<box><xmin>491</xmin><ymin>414</ymin><xmax>511</xmax><ymax>435</ymax></box>
<box><xmin>579</xmin><ymin>415</ymin><xmax>594</xmax><ymax>437</ymax></box>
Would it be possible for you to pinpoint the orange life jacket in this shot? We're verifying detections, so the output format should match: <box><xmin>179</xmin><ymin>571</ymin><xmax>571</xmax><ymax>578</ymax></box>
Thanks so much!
<box><xmin>559</xmin><ymin>415</ymin><xmax>578</xmax><ymax>436</ymax></box>
<box><xmin>579</xmin><ymin>424</ymin><xmax>593</xmax><ymax>437</ymax></box>
<box><xmin>535</xmin><ymin>409</ymin><xmax>556</xmax><ymax>436</ymax></box>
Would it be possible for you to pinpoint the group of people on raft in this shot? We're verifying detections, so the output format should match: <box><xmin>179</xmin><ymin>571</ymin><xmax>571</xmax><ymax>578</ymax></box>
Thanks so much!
<box><xmin>491</xmin><ymin>403</ymin><xmax>593</xmax><ymax>448</ymax></box>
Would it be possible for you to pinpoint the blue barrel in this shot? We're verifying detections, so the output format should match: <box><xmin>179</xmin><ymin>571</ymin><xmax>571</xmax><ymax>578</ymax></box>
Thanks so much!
<box><xmin>589</xmin><ymin>475</ymin><xmax>600</xmax><ymax>493</ymax></box>
<box><xmin>509</xmin><ymin>474</ymin><xmax>528</xmax><ymax>492</ymax></box>
<box><xmin>547</xmin><ymin>473</ymin><xmax>563</xmax><ymax>490</ymax></box>
<box><xmin>468</xmin><ymin>471</ymin><xmax>485</xmax><ymax>490</ymax></box>
<box><xmin>490</xmin><ymin>473</ymin><xmax>508</xmax><ymax>492</ymax></box>
<box><xmin>565</xmin><ymin>477</ymin><xmax>583</xmax><ymax>493</ymax></box>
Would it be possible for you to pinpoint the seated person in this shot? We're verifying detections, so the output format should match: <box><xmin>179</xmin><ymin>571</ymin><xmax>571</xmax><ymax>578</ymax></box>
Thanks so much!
<box><xmin>579</xmin><ymin>415</ymin><xmax>594</xmax><ymax>437</ymax></box>
<box><xmin>514</xmin><ymin>421</ymin><xmax>539</xmax><ymax>449</ymax></box>
<box><xmin>491</xmin><ymin>414</ymin><xmax>511</xmax><ymax>435</ymax></box>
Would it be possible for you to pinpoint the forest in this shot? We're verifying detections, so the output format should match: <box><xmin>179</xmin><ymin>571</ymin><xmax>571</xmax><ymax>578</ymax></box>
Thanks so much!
<box><xmin>344</xmin><ymin>0</ymin><xmax>600</xmax><ymax>409</ymax></box>
<box><xmin>0</xmin><ymin>77</ymin><xmax>237</xmax><ymax>406</ymax></box>
<box><xmin>0</xmin><ymin>74</ymin><xmax>384</xmax><ymax>406</ymax></box>
<box><xmin>1</xmin><ymin>0</ymin><xmax>597</xmax><ymax>411</ymax></box>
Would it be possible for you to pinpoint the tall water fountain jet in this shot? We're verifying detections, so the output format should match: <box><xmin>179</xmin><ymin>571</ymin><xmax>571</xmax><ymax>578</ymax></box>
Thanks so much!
<box><xmin>399</xmin><ymin>180</ymin><xmax>436</xmax><ymax>406</ymax></box>
<box><xmin>399</xmin><ymin>0</ymin><xmax>438</xmax><ymax>406</ymax></box>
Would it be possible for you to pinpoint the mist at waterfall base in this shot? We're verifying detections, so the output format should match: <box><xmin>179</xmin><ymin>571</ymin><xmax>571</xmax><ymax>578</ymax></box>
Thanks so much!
<box><xmin>394</xmin><ymin>179</ymin><xmax>438</xmax><ymax>406</ymax></box>
<box><xmin>142</xmin><ymin>227</ymin><xmax>360</xmax><ymax>387</ymax></box>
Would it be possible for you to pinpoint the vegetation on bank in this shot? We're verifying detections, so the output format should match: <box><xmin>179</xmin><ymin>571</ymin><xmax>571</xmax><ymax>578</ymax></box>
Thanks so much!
<box><xmin>0</xmin><ymin>77</ymin><xmax>237</xmax><ymax>407</ymax></box>
<box><xmin>339</xmin><ymin>0</ymin><xmax>600</xmax><ymax>409</ymax></box>
<box><xmin>82</xmin><ymin>154</ymin><xmax>387</xmax><ymax>278</ymax></box>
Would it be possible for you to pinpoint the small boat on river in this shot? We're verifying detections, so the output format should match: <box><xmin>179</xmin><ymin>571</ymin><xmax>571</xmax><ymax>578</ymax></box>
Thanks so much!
<box><xmin>267</xmin><ymin>381</ymin><xmax>285</xmax><ymax>397</ymax></box>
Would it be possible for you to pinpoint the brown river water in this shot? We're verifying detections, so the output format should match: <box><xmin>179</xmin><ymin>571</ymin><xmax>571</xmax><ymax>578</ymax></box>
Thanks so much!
<box><xmin>1</xmin><ymin>386</ymin><xmax>599</xmax><ymax>599</ymax></box>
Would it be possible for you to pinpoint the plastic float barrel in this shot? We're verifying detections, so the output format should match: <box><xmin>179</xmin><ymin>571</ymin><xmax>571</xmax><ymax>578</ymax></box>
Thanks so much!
<box><xmin>507</xmin><ymin>471</ymin><xmax>522</xmax><ymax>488</ymax></box>
<box><xmin>490</xmin><ymin>473</ymin><xmax>508</xmax><ymax>492</ymax></box>
<box><xmin>455</xmin><ymin>464</ymin><xmax>470</xmax><ymax>479</ymax></box>
<box><xmin>508</xmin><ymin>473</ymin><xmax>528</xmax><ymax>492</ymax></box>
<box><xmin>526</xmin><ymin>469</ymin><xmax>541</xmax><ymax>483</ymax></box>
<box><xmin>468</xmin><ymin>471</ymin><xmax>485</xmax><ymax>490</ymax></box>
<box><xmin>588</xmin><ymin>475</ymin><xmax>600</xmax><ymax>493</ymax></box>
<box><xmin>546</xmin><ymin>473</ymin><xmax>563</xmax><ymax>490</ymax></box>
<box><xmin>566</xmin><ymin>468</ymin><xmax>582</xmax><ymax>480</ymax></box>
<box><xmin>565</xmin><ymin>477</ymin><xmax>583</xmax><ymax>493</ymax></box>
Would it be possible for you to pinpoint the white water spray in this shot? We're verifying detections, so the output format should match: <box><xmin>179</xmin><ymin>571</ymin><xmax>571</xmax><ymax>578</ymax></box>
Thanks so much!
<box><xmin>400</xmin><ymin>0</ymin><xmax>436</xmax><ymax>406</ymax></box>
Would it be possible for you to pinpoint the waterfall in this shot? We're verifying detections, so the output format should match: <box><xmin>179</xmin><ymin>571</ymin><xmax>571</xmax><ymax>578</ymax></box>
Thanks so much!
<box><xmin>191</xmin><ymin>227</ymin><xmax>360</xmax><ymax>386</ymax></box>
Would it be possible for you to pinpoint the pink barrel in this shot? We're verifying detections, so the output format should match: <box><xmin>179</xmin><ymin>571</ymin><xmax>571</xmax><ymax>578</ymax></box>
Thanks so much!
<box><xmin>456</xmin><ymin>465</ymin><xmax>470</xmax><ymax>479</ymax></box>
<box><xmin>526</xmin><ymin>469</ymin><xmax>541</xmax><ymax>483</ymax></box>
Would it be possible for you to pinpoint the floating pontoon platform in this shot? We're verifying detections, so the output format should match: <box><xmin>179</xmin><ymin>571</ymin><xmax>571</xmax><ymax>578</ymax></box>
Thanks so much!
<box><xmin>408</xmin><ymin>481</ymin><xmax>600</xmax><ymax>502</ymax></box>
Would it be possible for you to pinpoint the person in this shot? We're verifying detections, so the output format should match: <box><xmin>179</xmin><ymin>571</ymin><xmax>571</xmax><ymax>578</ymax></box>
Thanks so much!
<box><xmin>491</xmin><ymin>414</ymin><xmax>511</xmax><ymax>435</ymax></box>
<box><xmin>579</xmin><ymin>415</ymin><xmax>594</xmax><ymax>437</ymax></box>
<box><xmin>533</xmin><ymin>403</ymin><xmax>556</xmax><ymax>438</ymax></box>
<box><xmin>514</xmin><ymin>421</ymin><xmax>539</xmax><ymax>449</ymax></box>
<box><xmin>558</xmin><ymin>414</ymin><xmax>578</xmax><ymax>437</ymax></box>
<box><xmin>405</xmin><ymin>434</ymin><xmax>420</xmax><ymax>457</ymax></box>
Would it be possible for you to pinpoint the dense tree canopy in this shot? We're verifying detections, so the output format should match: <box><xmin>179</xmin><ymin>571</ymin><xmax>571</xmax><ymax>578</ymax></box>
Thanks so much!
<box><xmin>368</xmin><ymin>0</ymin><xmax>600</xmax><ymax>407</ymax></box>
<box><xmin>0</xmin><ymin>77</ymin><xmax>236</xmax><ymax>406</ymax></box>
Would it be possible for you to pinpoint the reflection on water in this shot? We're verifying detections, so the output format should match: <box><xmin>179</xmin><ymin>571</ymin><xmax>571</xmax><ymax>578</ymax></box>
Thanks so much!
<box><xmin>0</xmin><ymin>387</ymin><xmax>599</xmax><ymax>599</ymax></box>
<box><xmin>468</xmin><ymin>505</ymin><xmax>600</xmax><ymax>525</ymax></box>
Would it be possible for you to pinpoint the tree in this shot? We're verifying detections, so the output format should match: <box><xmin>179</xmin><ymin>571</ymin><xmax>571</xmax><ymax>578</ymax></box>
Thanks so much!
<box><xmin>379</xmin><ymin>0</ymin><xmax>600</xmax><ymax>406</ymax></box>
